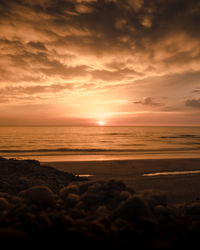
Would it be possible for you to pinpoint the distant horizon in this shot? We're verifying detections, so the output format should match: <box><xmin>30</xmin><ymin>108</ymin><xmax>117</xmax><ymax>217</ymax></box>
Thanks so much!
<box><xmin>1</xmin><ymin>124</ymin><xmax>200</xmax><ymax>127</ymax></box>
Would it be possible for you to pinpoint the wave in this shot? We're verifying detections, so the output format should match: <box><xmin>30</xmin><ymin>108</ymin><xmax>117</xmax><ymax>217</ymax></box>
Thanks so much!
<box><xmin>105</xmin><ymin>133</ymin><xmax>130</xmax><ymax>136</ymax></box>
<box><xmin>88</xmin><ymin>133</ymin><xmax>131</xmax><ymax>136</ymax></box>
<box><xmin>1</xmin><ymin>147</ymin><xmax>200</xmax><ymax>154</ymax></box>
<box><xmin>0</xmin><ymin>148</ymin><xmax>111</xmax><ymax>153</ymax></box>
<box><xmin>119</xmin><ymin>144</ymin><xmax>146</xmax><ymax>146</ymax></box>
<box><xmin>160</xmin><ymin>134</ymin><xmax>200</xmax><ymax>139</ymax></box>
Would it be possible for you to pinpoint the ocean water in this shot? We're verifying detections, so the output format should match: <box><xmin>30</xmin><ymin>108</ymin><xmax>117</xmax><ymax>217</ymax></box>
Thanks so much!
<box><xmin>0</xmin><ymin>126</ymin><xmax>200</xmax><ymax>161</ymax></box>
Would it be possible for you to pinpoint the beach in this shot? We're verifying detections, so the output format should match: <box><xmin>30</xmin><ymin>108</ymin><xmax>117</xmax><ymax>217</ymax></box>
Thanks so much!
<box><xmin>45</xmin><ymin>158</ymin><xmax>200</xmax><ymax>204</ymax></box>
<box><xmin>0</xmin><ymin>156</ymin><xmax>200</xmax><ymax>249</ymax></box>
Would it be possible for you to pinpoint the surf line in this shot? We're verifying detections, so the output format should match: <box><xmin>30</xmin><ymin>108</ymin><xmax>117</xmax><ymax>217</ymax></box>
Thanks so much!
<box><xmin>76</xmin><ymin>174</ymin><xmax>94</xmax><ymax>177</ymax></box>
<box><xmin>142</xmin><ymin>170</ymin><xmax>200</xmax><ymax>177</ymax></box>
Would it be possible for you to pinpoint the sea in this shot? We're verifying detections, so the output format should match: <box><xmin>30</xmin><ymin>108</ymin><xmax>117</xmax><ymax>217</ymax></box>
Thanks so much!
<box><xmin>0</xmin><ymin>126</ymin><xmax>200</xmax><ymax>162</ymax></box>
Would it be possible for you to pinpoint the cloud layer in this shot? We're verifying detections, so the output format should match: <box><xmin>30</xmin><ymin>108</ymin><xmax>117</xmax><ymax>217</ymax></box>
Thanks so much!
<box><xmin>0</xmin><ymin>0</ymin><xmax>200</xmax><ymax>124</ymax></box>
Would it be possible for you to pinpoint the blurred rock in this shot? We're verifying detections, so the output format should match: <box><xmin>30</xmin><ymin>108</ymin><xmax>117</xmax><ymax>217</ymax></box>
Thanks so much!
<box><xmin>0</xmin><ymin>156</ymin><xmax>85</xmax><ymax>195</ymax></box>
<box><xmin>0</xmin><ymin>197</ymin><xmax>10</xmax><ymax>210</ymax></box>
<box><xmin>65</xmin><ymin>193</ymin><xmax>80</xmax><ymax>207</ymax></box>
<box><xmin>59</xmin><ymin>184</ymin><xmax>79</xmax><ymax>199</ymax></box>
<box><xmin>119</xmin><ymin>191</ymin><xmax>132</xmax><ymax>201</ymax></box>
<box><xmin>95</xmin><ymin>205</ymin><xmax>109</xmax><ymax>217</ymax></box>
<box><xmin>114</xmin><ymin>196</ymin><xmax>151</xmax><ymax>221</ymax></box>
<box><xmin>183</xmin><ymin>202</ymin><xmax>200</xmax><ymax>216</ymax></box>
<box><xmin>142</xmin><ymin>190</ymin><xmax>168</xmax><ymax>208</ymax></box>
<box><xmin>154</xmin><ymin>205</ymin><xmax>170</xmax><ymax>217</ymax></box>
<box><xmin>19</xmin><ymin>185</ymin><xmax>55</xmax><ymax>206</ymax></box>
<box><xmin>0</xmin><ymin>156</ymin><xmax>199</xmax><ymax>249</ymax></box>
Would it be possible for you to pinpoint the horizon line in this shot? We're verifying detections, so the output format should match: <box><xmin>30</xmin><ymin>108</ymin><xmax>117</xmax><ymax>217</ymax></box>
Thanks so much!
<box><xmin>0</xmin><ymin>124</ymin><xmax>200</xmax><ymax>127</ymax></box>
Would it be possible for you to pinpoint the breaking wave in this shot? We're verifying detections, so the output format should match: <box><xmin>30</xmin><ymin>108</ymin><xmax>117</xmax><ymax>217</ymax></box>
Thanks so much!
<box><xmin>1</xmin><ymin>147</ymin><xmax>200</xmax><ymax>155</ymax></box>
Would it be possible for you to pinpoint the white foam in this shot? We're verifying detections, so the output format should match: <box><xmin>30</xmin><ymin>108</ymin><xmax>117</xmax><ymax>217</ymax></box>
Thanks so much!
<box><xmin>76</xmin><ymin>174</ymin><xmax>94</xmax><ymax>177</ymax></box>
<box><xmin>142</xmin><ymin>170</ymin><xmax>200</xmax><ymax>177</ymax></box>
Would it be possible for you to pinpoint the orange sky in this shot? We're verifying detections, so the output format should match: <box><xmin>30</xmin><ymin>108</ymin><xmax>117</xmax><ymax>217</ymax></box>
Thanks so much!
<box><xmin>0</xmin><ymin>0</ymin><xmax>200</xmax><ymax>126</ymax></box>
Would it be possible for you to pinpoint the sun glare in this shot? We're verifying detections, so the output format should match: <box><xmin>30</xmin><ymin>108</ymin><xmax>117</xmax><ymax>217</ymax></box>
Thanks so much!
<box><xmin>98</xmin><ymin>121</ymin><xmax>105</xmax><ymax>126</ymax></box>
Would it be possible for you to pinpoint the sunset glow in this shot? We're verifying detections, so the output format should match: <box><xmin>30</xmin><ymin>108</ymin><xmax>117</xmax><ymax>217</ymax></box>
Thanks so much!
<box><xmin>0</xmin><ymin>0</ymin><xmax>200</xmax><ymax>126</ymax></box>
<box><xmin>98</xmin><ymin>121</ymin><xmax>105</xmax><ymax>126</ymax></box>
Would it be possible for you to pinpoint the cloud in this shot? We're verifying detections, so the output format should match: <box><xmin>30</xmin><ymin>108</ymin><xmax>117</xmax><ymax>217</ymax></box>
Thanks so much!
<box><xmin>185</xmin><ymin>98</ymin><xmax>200</xmax><ymax>108</ymax></box>
<box><xmin>134</xmin><ymin>97</ymin><xmax>164</xmax><ymax>106</ymax></box>
<box><xmin>125</xmin><ymin>0</ymin><xmax>144</xmax><ymax>12</ymax></box>
<box><xmin>0</xmin><ymin>0</ymin><xmax>200</xmax><ymax>124</ymax></box>
<box><xmin>90</xmin><ymin>68</ymin><xmax>143</xmax><ymax>81</ymax></box>
<box><xmin>27</xmin><ymin>41</ymin><xmax>47</xmax><ymax>51</ymax></box>
<box><xmin>0</xmin><ymin>83</ymin><xmax>74</xmax><ymax>95</ymax></box>
<box><xmin>75</xmin><ymin>3</ymin><xmax>94</xmax><ymax>13</ymax></box>
<box><xmin>1</xmin><ymin>0</ymin><xmax>200</xmax><ymax>79</ymax></box>
<box><xmin>192</xmin><ymin>88</ymin><xmax>200</xmax><ymax>93</ymax></box>
<box><xmin>140</xmin><ymin>16</ymin><xmax>152</xmax><ymax>28</ymax></box>
<box><xmin>0</xmin><ymin>98</ymin><xmax>8</xmax><ymax>103</ymax></box>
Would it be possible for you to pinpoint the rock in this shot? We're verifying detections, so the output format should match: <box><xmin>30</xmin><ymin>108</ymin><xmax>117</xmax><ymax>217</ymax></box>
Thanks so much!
<box><xmin>119</xmin><ymin>191</ymin><xmax>132</xmax><ymax>201</ymax></box>
<box><xmin>80</xmin><ymin>180</ymin><xmax>128</xmax><ymax>210</ymax></box>
<box><xmin>114</xmin><ymin>196</ymin><xmax>151</xmax><ymax>221</ymax></box>
<box><xmin>0</xmin><ymin>157</ymin><xmax>85</xmax><ymax>195</ymax></box>
<box><xmin>0</xmin><ymin>157</ymin><xmax>7</xmax><ymax>161</ymax></box>
<box><xmin>65</xmin><ymin>193</ymin><xmax>80</xmax><ymax>207</ymax></box>
<box><xmin>0</xmin><ymin>197</ymin><xmax>10</xmax><ymax>210</ymax></box>
<box><xmin>183</xmin><ymin>202</ymin><xmax>200</xmax><ymax>216</ymax></box>
<box><xmin>87</xmin><ymin>182</ymin><xmax>104</xmax><ymax>192</ymax></box>
<box><xmin>154</xmin><ymin>205</ymin><xmax>169</xmax><ymax>216</ymax></box>
<box><xmin>89</xmin><ymin>220</ymin><xmax>107</xmax><ymax>236</ymax></box>
<box><xmin>111</xmin><ymin>218</ymin><xmax>132</xmax><ymax>234</ymax></box>
<box><xmin>24</xmin><ymin>159</ymin><xmax>40</xmax><ymax>166</ymax></box>
<box><xmin>59</xmin><ymin>185</ymin><xmax>79</xmax><ymax>199</ymax></box>
<box><xmin>142</xmin><ymin>190</ymin><xmax>167</xmax><ymax>208</ymax></box>
<box><xmin>104</xmin><ymin>179</ymin><xmax>126</xmax><ymax>192</ymax></box>
<box><xmin>19</xmin><ymin>185</ymin><xmax>55</xmax><ymax>206</ymax></box>
<box><xmin>77</xmin><ymin>182</ymin><xmax>91</xmax><ymax>195</ymax></box>
<box><xmin>95</xmin><ymin>205</ymin><xmax>109</xmax><ymax>217</ymax></box>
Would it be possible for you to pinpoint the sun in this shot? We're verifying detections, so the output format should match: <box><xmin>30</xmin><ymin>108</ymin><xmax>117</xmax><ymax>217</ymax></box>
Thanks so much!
<box><xmin>98</xmin><ymin>121</ymin><xmax>105</xmax><ymax>126</ymax></box>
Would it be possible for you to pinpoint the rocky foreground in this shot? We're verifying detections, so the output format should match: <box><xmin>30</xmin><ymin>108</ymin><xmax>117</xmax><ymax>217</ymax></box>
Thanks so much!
<box><xmin>0</xmin><ymin>157</ymin><xmax>200</xmax><ymax>249</ymax></box>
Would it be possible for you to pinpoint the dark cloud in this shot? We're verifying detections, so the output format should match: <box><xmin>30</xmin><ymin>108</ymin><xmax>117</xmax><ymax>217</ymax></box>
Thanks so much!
<box><xmin>0</xmin><ymin>37</ymin><xmax>89</xmax><ymax>82</ymax></box>
<box><xmin>28</xmin><ymin>41</ymin><xmax>47</xmax><ymax>51</ymax></box>
<box><xmin>185</xmin><ymin>98</ymin><xmax>200</xmax><ymax>108</ymax></box>
<box><xmin>134</xmin><ymin>97</ymin><xmax>164</xmax><ymax>106</ymax></box>
<box><xmin>1</xmin><ymin>0</ymin><xmax>200</xmax><ymax>57</ymax></box>
<box><xmin>160</xmin><ymin>106</ymin><xmax>182</xmax><ymax>112</ymax></box>
<box><xmin>192</xmin><ymin>88</ymin><xmax>200</xmax><ymax>93</ymax></box>
<box><xmin>0</xmin><ymin>0</ymin><xmax>199</xmax><ymax>67</ymax></box>
<box><xmin>91</xmin><ymin>68</ymin><xmax>143</xmax><ymax>81</ymax></box>
<box><xmin>39</xmin><ymin>62</ymin><xmax>89</xmax><ymax>79</ymax></box>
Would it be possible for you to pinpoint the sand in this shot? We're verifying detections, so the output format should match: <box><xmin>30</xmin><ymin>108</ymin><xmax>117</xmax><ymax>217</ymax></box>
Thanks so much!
<box><xmin>44</xmin><ymin>158</ymin><xmax>200</xmax><ymax>204</ymax></box>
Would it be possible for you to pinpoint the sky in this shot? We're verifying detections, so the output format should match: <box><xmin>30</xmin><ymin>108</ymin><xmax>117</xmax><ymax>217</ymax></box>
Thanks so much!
<box><xmin>0</xmin><ymin>0</ymin><xmax>200</xmax><ymax>126</ymax></box>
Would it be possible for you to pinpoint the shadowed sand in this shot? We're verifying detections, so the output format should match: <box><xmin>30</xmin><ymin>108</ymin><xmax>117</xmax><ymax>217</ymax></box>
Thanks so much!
<box><xmin>1</xmin><ymin>156</ymin><xmax>200</xmax><ymax>249</ymax></box>
<box><xmin>44</xmin><ymin>158</ymin><xmax>200</xmax><ymax>204</ymax></box>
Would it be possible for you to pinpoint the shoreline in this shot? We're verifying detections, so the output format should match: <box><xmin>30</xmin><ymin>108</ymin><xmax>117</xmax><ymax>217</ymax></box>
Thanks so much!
<box><xmin>44</xmin><ymin>158</ymin><xmax>200</xmax><ymax>204</ymax></box>
<box><xmin>3</xmin><ymin>150</ymin><xmax>200</xmax><ymax>162</ymax></box>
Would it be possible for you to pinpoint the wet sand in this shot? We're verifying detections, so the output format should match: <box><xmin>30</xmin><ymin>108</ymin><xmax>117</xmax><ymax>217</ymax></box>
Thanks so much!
<box><xmin>44</xmin><ymin>158</ymin><xmax>200</xmax><ymax>204</ymax></box>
